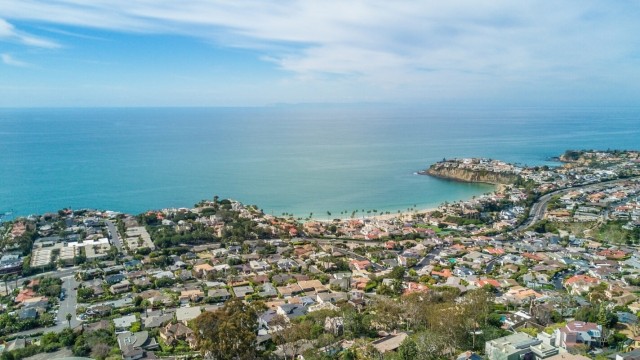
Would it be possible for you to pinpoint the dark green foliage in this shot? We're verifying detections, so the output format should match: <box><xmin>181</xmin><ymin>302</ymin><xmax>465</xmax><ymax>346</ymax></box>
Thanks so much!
<box><xmin>191</xmin><ymin>298</ymin><xmax>259</xmax><ymax>360</ymax></box>
<box><xmin>575</xmin><ymin>305</ymin><xmax>618</xmax><ymax>329</ymax></box>
<box><xmin>397</xmin><ymin>337</ymin><xmax>418</xmax><ymax>360</ymax></box>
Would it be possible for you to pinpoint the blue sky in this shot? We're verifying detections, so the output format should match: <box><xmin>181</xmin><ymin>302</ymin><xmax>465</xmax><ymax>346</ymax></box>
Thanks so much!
<box><xmin>1</xmin><ymin>1</ymin><xmax>640</xmax><ymax>107</ymax></box>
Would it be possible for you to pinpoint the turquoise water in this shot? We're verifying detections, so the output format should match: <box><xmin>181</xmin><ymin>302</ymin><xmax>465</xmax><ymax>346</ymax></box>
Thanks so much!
<box><xmin>1</xmin><ymin>106</ymin><xmax>639</xmax><ymax>217</ymax></box>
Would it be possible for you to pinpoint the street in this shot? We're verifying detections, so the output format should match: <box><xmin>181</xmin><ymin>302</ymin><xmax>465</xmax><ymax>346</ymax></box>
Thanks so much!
<box><xmin>10</xmin><ymin>275</ymin><xmax>81</xmax><ymax>338</ymax></box>
<box><xmin>485</xmin><ymin>255</ymin><xmax>503</xmax><ymax>274</ymax></box>
<box><xmin>105</xmin><ymin>220</ymin><xmax>124</xmax><ymax>253</ymax></box>
<box><xmin>515</xmin><ymin>176</ymin><xmax>640</xmax><ymax>232</ymax></box>
<box><xmin>57</xmin><ymin>275</ymin><xmax>81</xmax><ymax>328</ymax></box>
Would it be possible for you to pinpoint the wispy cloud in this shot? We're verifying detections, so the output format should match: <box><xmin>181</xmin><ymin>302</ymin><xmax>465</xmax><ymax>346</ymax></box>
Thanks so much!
<box><xmin>1</xmin><ymin>1</ymin><xmax>639</xmax><ymax>98</ymax></box>
<box><xmin>37</xmin><ymin>26</ymin><xmax>108</xmax><ymax>41</ymax></box>
<box><xmin>0</xmin><ymin>18</ymin><xmax>60</xmax><ymax>48</ymax></box>
<box><xmin>1</xmin><ymin>53</ymin><xmax>30</xmax><ymax>67</ymax></box>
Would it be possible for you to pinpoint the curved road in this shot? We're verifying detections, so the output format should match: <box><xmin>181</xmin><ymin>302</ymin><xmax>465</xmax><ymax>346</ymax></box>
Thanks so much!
<box><xmin>516</xmin><ymin>176</ymin><xmax>639</xmax><ymax>232</ymax></box>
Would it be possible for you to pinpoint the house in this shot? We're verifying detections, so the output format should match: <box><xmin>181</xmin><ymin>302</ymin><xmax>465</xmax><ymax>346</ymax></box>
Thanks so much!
<box><xmin>144</xmin><ymin>313</ymin><xmax>173</xmax><ymax>329</ymax></box>
<box><xmin>277</xmin><ymin>283</ymin><xmax>303</xmax><ymax>298</ymax></box>
<box><xmin>159</xmin><ymin>322</ymin><xmax>196</xmax><ymax>348</ymax></box>
<box><xmin>110</xmin><ymin>280</ymin><xmax>131</xmax><ymax>294</ymax></box>
<box><xmin>14</xmin><ymin>289</ymin><xmax>36</xmax><ymax>304</ymax></box>
<box><xmin>193</xmin><ymin>263</ymin><xmax>214</xmax><ymax>277</ymax></box>
<box><xmin>5</xmin><ymin>338</ymin><xmax>26</xmax><ymax>352</ymax></box>
<box><xmin>250</xmin><ymin>260</ymin><xmax>270</xmax><ymax>272</ymax></box>
<box><xmin>615</xmin><ymin>349</ymin><xmax>640</xmax><ymax>360</ymax></box>
<box><xmin>175</xmin><ymin>306</ymin><xmax>202</xmax><ymax>325</ymax></box>
<box><xmin>403</xmin><ymin>282</ymin><xmax>430</xmax><ymax>295</ymax></box>
<box><xmin>87</xmin><ymin>305</ymin><xmax>112</xmax><ymax>317</ymax></box>
<box><xmin>117</xmin><ymin>331</ymin><xmax>159</xmax><ymax>360</ymax></box>
<box><xmin>105</xmin><ymin>274</ymin><xmax>126</xmax><ymax>284</ymax></box>
<box><xmin>208</xmin><ymin>288</ymin><xmax>231</xmax><ymax>302</ymax></box>
<box><xmin>397</xmin><ymin>251</ymin><xmax>421</xmax><ymax>267</ymax></box>
<box><xmin>277</xmin><ymin>258</ymin><xmax>300</xmax><ymax>271</ymax></box>
<box><xmin>431</xmin><ymin>268</ymin><xmax>452</xmax><ymax>278</ymax></box>
<box><xmin>564</xmin><ymin>275</ymin><xmax>599</xmax><ymax>295</ymax></box>
<box><xmin>179</xmin><ymin>289</ymin><xmax>204</xmax><ymax>303</ymax></box>
<box><xmin>349</xmin><ymin>260</ymin><xmax>371</xmax><ymax>272</ymax></box>
<box><xmin>19</xmin><ymin>308</ymin><xmax>38</xmax><ymax>320</ymax></box>
<box><xmin>113</xmin><ymin>314</ymin><xmax>138</xmax><ymax>333</ymax></box>
<box><xmin>503</xmin><ymin>286</ymin><xmax>543</xmax><ymax>304</ymax></box>
<box><xmin>371</xmin><ymin>332</ymin><xmax>408</xmax><ymax>354</ymax></box>
<box><xmin>475</xmin><ymin>278</ymin><xmax>502</xmax><ymax>289</ymax></box>
<box><xmin>317</xmin><ymin>292</ymin><xmax>348</xmax><ymax>304</ymax></box>
<box><xmin>324</xmin><ymin>317</ymin><xmax>344</xmax><ymax>335</ymax></box>
<box><xmin>233</xmin><ymin>285</ymin><xmax>254</xmax><ymax>298</ymax></box>
<box><xmin>276</xmin><ymin>303</ymin><xmax>307</xmax><ymax>321</ymax></box>
<box><xmin>257</xmin><ymin>283</ymin><xmax>278</xmax><ymax>298</ymax></box>
<box><xmin>297</xmin><ymin>280</ymin><xmax>327</xmax><ymax>294</ymax></box>
<box><xmin>258</xmin><ymin>309</ymin><xmax>280</xmax><ymax>334</ymax></box>
<box><xmin>454</xmin><ymin>266</ymin><xmax>474</xmax><ymax>277</ymax></box>
<box><xmin>617</xmin><ymin>312</ymin><xmax>638</xmax><ymax>325</ymax></box>
<box><xmin>486</xmin><ymin>332</ymin><xmax>559</xmax><ymax>360</ymax></box>
<box><xmin>554</xmin><ymin>321</ymin><xmax>602</xmax><ymax>350</ymax></box>
<box><xmin>457</xmin><ymin>352</ymin><xmax>483</xmax><ymax>360</ymax></box>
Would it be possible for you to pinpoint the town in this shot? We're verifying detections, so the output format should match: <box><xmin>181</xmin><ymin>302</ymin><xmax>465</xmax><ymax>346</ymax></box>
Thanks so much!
<box><xmin>1</xmin><ymin>149</ymin><xmax>640</xmax><ymax>360</ymax></box>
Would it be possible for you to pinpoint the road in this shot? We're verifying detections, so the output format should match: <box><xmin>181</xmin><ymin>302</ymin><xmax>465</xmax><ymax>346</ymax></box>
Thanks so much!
<box><xmin>11</xmin><ymin>275</ymin><xmax>81</xmax><ymax>338</ymax></box>
<box><xmin>515</xmin><ymin>176</ymin><xmax>640</xmax><ymax>232</ymax></box>
<box><xmin>331</xmin><ymin>248</ymin><xmax>385</xmax><ymax>271</ymax></box>
<box><xmin>105</xmin><ymin>220</ymin><xmax>124</xmax><ymax>253</ymax></box>
<box><xmin>313</xmin><ymin>238</ymin><xmax>384</xmax><ymax>246</ymax></box>
<box><xmin>4</xmin><ymin>267</ymin><xmax>79</xmax><ymax>294</ymax></box>
<box><xmin>82</xmin><ymin>293</ymin><xmax>133</xmax><ymax>310</ymax></box>
<box><xmin>314</xmin><ymin>238</ymin><xmax>443</xmax><ymax>271</ymax></box>
<box><xmin>57</xmin><ymin>276</ymin><xmax>81</xmax><ymax>328</ymax></box>
<box><xmin>415</xmin><ymin>245</ymin><xmax>442</xmax><ymax>269</ymax></box>
<box><xmin>485</xmin><ymin>255</ymin><xmax>503</xmax><ymax>274</ymax></box>
<box><xmin>515</xmin><ymin>191</ymin><xmax>559</xmax><ymax>232</ymax></box>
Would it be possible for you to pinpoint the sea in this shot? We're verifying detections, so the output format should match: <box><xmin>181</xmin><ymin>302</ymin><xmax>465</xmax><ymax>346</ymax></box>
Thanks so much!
<box><xmin>1</xmin><ymin>105</ymin><xmax>639</xmax><ymax>219</ymax></box>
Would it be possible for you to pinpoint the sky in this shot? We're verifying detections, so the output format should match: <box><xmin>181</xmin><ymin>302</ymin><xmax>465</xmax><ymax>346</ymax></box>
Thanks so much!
<box><xmin>1</xmin><ymin>1</ymin><xmax>640</xmax><ymax>107</ymax></box>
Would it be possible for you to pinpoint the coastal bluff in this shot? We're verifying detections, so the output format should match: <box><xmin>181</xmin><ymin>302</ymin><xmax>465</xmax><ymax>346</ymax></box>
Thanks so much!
<box><xmin>419</xmin><ymin>158</ymin><xmax>521</xmax><ymax>185</ymax></box>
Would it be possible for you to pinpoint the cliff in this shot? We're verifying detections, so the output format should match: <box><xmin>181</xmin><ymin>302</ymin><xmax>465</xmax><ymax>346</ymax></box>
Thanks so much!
<box><xmin>558</xmin><ymin>150</ymin><xmax>584</xmax><ymax>163</ymax></box>
<box><xmin>420</xmin><ymin>165</ymin><xmax>519</xmax><ymax>185</ymax></box>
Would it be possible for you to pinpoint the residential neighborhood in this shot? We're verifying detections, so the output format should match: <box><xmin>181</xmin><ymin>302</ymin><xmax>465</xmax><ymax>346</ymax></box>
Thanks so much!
<box><xmin>0</xmin><ymin>150</ymin><xmax>639</xmax><ymax>360</ymax></box>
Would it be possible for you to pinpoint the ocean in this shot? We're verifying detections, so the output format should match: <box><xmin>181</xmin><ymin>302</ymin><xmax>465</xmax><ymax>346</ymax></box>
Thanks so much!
<box><xmin>1</xmin><ymin>105</ymin><xmax>639</xmax><ymax>218</ymax></box>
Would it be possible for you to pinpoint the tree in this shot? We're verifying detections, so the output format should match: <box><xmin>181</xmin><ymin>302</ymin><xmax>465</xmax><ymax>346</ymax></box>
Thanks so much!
<box><xmin>462</xmin><ymin>288</ymin><xmax>493</xmax><ymax>349</ymax></box>
<box><xmin>91</xmin><ymin>343</ymin><xmax>111</xmax><ymax>360</ymax></box>
<box><xmin>397</xmin><ymin>337</ymin><xmax>418</xmax><ymax>360</ymax></box>
<box><xmin>389</xmin><ymin>266</ymin><xmax>406</xmax><ymax>280</ymax></box>
<box><xmin>371</xmin><ymin>297</ymin><xmax>403</xmax><ymax>332</ymax></box>
<box><xmin>191</xmin><ymin>298</ymin><xmax>259</xmax><ymax>360</ymax></box>
<box><xmin>271</xmin><ymin>315</ymin><xmax>313</xmax><ymax>360</ymax></box>
<box><xmin>2</xmin><ymin>274</ymin><xmax>7</xmax><ymax>295</ymax></box>
<box><xmin>66</xmin><ymin>313</ymin><xmax>72</xmax><ymax>328</ymax></box>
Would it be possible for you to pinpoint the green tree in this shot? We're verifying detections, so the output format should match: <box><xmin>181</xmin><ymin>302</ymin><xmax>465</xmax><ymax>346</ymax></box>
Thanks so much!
<box><xmin>397</xmin><ymin>337</ymin><xmax>418</xmax><ymax>360</ymax></box>
<box><xmin>389</xmin><ymin>266</ymin><xmax>405</xmax><ymax>280</ymax></box>
<box><xmin>271</xmin><ymin>315</ymin><xmax>313</xmax><ymax>360</ymax></box>
<box><xmin>2</xmin><ymin>274</ymin><xmax>8</xmax><ymax>295</ymax></box>
<box><xmin>191</xmin><ymin>298</ymin><xmax>259</xmax><ymax>360</ymax></box>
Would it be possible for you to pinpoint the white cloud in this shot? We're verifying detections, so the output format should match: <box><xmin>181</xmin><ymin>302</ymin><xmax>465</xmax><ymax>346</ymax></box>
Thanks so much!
<box><xmin>0</xmin><ymin>18</ymin><xmax>59</xmax><ymax>48</ymax></box>
<box><xmin>1</xmin><ymin>53</ymin><xmax>30</xmax><ymax>67</ymax></box>
<box><xmin>1</xmin><ymin>1</ymin><xmax>639</xmax><ymax>100</ymax></box>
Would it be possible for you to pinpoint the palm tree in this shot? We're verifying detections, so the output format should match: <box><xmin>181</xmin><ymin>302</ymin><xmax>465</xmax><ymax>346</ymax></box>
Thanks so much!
<box><xmin>66</xmin><ymin>313</ymin><xmax>72</xmax><ymax>327</ymax></box>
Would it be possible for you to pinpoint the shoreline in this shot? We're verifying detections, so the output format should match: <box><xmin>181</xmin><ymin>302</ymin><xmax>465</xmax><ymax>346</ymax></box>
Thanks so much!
<box><xmin>310</xmin><ymin>206</ymin><xmax>442</xmax><ymax>223</ymax></box>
